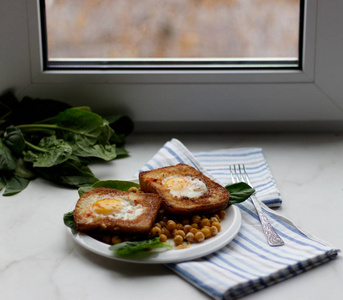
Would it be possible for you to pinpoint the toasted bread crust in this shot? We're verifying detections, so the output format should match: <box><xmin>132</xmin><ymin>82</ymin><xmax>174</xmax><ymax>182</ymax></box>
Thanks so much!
<box><xmin>139</xmin><ymin>164</ymin><xmax>230</xmax><ymax>215</ymax></box>
<box><xmin>73</xmin><ymin>188</ymin><xmax>161</xmax><ymax>234</ymax></box>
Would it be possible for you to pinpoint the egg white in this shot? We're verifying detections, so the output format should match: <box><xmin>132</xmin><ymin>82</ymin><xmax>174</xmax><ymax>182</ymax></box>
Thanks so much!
<box><xmin>91</xmin><ymin>196</ymin><xmax>145</xmax><ymax>221</ymax></box>
<box><xmin>162</xmin><ymin>176</ymin><xmax>207</xmax><ymax>198</ymax></box>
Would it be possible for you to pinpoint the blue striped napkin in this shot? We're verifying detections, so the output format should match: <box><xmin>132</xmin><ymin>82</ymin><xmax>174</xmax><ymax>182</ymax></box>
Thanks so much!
<box><xmin>139</xmin><ymin>139</ymin><xmax>339</xmax><ymax>300</ymax></box>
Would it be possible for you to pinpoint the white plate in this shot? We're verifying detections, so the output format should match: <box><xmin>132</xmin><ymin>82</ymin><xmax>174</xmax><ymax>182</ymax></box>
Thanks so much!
<box><xmin>67</xmin><ymin>205</ymin><xmax>241</xmax><ymax>264</ymax></box>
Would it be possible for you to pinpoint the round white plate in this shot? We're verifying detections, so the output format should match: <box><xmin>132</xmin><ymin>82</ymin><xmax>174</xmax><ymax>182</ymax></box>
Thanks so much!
<box><xmin>67</xmin><ymin>204</ymin><xmax>241</xmax><ymax>264</ymax></box>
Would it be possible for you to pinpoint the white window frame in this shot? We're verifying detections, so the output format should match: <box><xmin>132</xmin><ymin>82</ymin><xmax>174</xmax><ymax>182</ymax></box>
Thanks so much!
<box><xmin>29</xmin><ymin>0</ymin><xmax>313</xmax><ymax>84</ymax></box>
<box><xmin>2</xmin><ymin>0</ymin><xmax>343</xmax><ymax>132</ymax></box>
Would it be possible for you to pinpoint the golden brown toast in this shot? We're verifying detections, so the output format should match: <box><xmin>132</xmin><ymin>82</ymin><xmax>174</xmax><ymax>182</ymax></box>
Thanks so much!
<box><xmin>139</xmin><ymin>164</ymin><xmax>230</xmax><ymax>215</ymax></box>
<box><xmin>73</xmin><ymin>188</ymin><xmax>161</xmax><ymax>234</ymax></box>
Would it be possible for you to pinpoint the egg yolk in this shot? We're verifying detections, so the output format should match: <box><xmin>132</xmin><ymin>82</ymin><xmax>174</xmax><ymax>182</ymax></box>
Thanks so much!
<box><xmin>92</xmin><ymin>198</ymin><xmax>123</xmax><ymax>215</ymax></box>
<box><xmin>164</xmin><ymin>176</ymin><xmax>191</xmax><ymax>191</ymax></box>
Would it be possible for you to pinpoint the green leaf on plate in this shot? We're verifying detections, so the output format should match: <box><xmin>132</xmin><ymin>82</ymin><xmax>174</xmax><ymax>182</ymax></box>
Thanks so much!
<box><xmin>225</xmin><ymin>182</ymin><xmax>255</xmax><ymax>204</ymax></box>
<box><xmin>109</xmin><ymin>237</ymin><xmax>172</xmax><ymax>255</ymax></box>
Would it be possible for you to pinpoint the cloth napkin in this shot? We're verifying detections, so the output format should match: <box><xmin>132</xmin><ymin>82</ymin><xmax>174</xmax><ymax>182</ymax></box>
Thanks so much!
<box><xmin>139</xmin><ymin>138</ymin><xmax>339</xmax><ymax>300</ymax></box>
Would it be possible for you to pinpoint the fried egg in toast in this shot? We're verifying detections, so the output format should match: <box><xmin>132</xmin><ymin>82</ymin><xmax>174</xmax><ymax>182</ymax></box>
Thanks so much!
<box><xmin>73</xmin><ymin>188</ymin><xmax>161</xmax><ymax>234</ymax></box>
<box><xmin>139</xmin><ymin>164</ymin><xmax>230</xmax><ymax>215</ymax></box>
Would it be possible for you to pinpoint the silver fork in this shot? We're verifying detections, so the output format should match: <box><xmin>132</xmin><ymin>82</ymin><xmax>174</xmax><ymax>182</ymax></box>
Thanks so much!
<box><xmin>229</xmin><ymin>164</ymin><xmax>284</xmax><ymax>247</ymax></box>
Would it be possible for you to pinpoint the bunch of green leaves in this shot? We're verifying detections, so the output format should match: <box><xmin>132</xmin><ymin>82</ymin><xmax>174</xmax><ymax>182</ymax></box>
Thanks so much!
<box><xmin>0</xmin><ymin>92</ymin><xmax>134</xmax><ymax>196</ymax></box>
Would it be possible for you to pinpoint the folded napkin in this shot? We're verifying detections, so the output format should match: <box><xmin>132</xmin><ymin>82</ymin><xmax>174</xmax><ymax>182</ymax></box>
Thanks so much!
<box><xmin>139</xmin><ymin>139</ymin><xmax>339</xmax><ymax>300</ymax></box>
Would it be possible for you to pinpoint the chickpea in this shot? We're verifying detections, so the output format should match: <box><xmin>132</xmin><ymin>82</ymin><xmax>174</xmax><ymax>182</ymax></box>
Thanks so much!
<box><xmin>167</xmin><ymin>220</ymin><xmax>176</xmax><ymax>231</ymax></box>
<box><xmin>151</xmin><ymin>226</ymin><xmax>162</xmax><ymax>236</ymax></box>
<box><xmin>192</xmin><ymin>215</ymin><xmax>201</xmax><ymax>224</ymax></box>
<box><xmin>190</xmin><ymin>228</ymin><xmax>198</xmax><ymax>235</ymax></box>
<box><xmin>159</xmin><ymin>234</ymin><xmax>168</xmax><ymax>242</ymax></box>
<box><xmin>210</xmin><ymin>225</ymin><xmax>218</xmax><ymax>236</ymax></box>
<box><xmin>210</xmin><ymin>217</ymin><xmax>219</xmax><ymax>224</ymax></box>
<box><xmin>212</xmin><ymin>221</ymin><xmax>221</xmax><ymax>231</ymax></box>
<box><xmin>219</xmin><ymin>210</ymin><xmax>226</xmax><ymax>220</ymax></box>
<box><xmin>161</xmin><ymin>227</ymin><xmax>172</xmax><ymax>238</ymax></box>
<box><xmin>185</xmin><ymin>232</ymin><xmax>195</xmax><ymax>242</ymax></box>
<box><xmin>191</xmin><ymin>223</ymin><xmax>199</xmax><ymax>229</ymax></box>
<box><xmin>128</xmin><ymin>187</ymin><xmax>138</xmax><ymax>193</ymax></box>
<box><xmin>183</xmin><ymin>224</ymin><xmax>192</xmax><ymax>234</ymax></box>
<box><xmin>159</xmin><ymin>221</ymin><xmax>167</xmax><ymax>228</ymax></box>
<box><xmin>213</xmin><ymin>214</ymin><xmax>221</xmax><ymax>222</ymax></box>
<box><xmin>174</xmin><ymin>235</ymin><xmax>184</xmax><ymax>246</ymax></box>
<box><xmin>194</xmin><ymin>231</ymin><xmax>205</xmax><ymax>243</ymax></box>
<box><xmin>201</xmin><ymin>227</ymin><xmax>211</xmax><ymax>239</ymax></box>
<box><xmin>175</xmin><ymin>229</ymin><xmax>185</xmax><ymax>238</ymax></box>
<box><xmin>176</xmin><ymin>223</ymin><xmax>183</xmax><ymax>230</ymax></box>
<box><xmin>200</xmin><ymin>218</ymin><xmax>211</xmax><ymax>228</ymax></box>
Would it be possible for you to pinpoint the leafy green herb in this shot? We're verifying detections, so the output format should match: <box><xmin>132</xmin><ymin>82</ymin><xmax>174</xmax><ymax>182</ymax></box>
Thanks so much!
<box><xmin>78</xmin><ymin>180</ymin><xmax>140</xmax><ymax>197</ymax></box>
<box><xmin>109</xmin><ymin>237</ymin><xmax>172</xmax><ymax>255</ymax></box>
<box><xmin>225</xmin><ymin>182</ymin><xmax>255</xmax><ymax>204</ymax></box>
<box><xmin>0</xmin><ymin>92</ymin><xmax>134</xmax><ymax>196</ymax></box>
<box><xmin>63</xmin><ymin>211</ymin><xmax>77</xmax><ymax>230</ymax></box>
<box><xmin>2</xmin><ymin>175</ymin><xmax>30</xmax><ymax>196</ymax></box>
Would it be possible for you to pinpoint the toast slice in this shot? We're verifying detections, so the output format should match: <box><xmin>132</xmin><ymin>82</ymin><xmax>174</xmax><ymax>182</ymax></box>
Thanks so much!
<box><xmin>139</xmin><ymin>164</ymin><xmax>230</xmax><ymax>215</ymax></box>
<box><xmin>73</xmin><ymin>188</ymin><xmax>161</xmax><ymax>234</ymax></box>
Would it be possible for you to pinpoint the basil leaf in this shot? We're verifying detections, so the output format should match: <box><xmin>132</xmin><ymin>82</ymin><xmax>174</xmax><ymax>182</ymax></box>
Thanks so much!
<box><xmin>109</xmin><ymin>237</ymin><xmax>172</xmax><ymax>255</ymax></box>
<box><xmin>225</xmin><ymin>182</ymin><xmax>255</xmax><ymax>204</ymax></box>
<box><xmin>63</xmin><ymin>211</ymin><xmax>76</xmax><ymax>230</ymax></box>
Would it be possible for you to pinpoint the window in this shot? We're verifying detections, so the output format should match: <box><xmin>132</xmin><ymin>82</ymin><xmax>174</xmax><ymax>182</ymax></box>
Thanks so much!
<box><xmin>2</xmin><ymin>0</ymin><xmax>341</xmax><ymax>132</ymax></box>
<box><xmin>41</xmin><ymin>0</ymin><xmax>302</xmax><ymax>71</ymax></box>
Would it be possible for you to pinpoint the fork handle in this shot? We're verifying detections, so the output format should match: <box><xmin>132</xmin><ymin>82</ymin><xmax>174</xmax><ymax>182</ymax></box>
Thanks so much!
<box><xmin>251</xmin><ymin>195</ymin><xmax>284</xmax><ymax>246</ymax></box>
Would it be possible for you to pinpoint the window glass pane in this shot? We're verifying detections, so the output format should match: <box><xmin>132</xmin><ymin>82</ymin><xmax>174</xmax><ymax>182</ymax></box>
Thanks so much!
<box><xmin>44</xmin><ymin>0</ymin><xmax>301</xmax><ymax>65</ymax></box>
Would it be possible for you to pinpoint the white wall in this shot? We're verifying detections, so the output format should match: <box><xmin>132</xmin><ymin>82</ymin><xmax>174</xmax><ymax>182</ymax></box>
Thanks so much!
<box><xmin>1</xmin><ymin>0</ymin><xmax>343</xmax><ymax>132</ymax></box>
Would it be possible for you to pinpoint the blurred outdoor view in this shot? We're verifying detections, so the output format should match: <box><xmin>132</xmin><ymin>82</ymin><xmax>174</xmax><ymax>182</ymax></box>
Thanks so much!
<box><xmin>45</xmin><ymin>0</ymin><xmax>300</xmax><ymax>60</ymax></box>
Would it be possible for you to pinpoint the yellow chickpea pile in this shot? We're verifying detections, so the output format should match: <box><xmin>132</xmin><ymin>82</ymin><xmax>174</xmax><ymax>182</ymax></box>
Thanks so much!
<box><xmin>149</xmin><ymin>209</ymin><xmax>226</xmax><ymax>249</ymax></box>
<box><xmin>99</xmin><ymin>209</ymin><xmax>226</xmax><ymax>249</ymax></box>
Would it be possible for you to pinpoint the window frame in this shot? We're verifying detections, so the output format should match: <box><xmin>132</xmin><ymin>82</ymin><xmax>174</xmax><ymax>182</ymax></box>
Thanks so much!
<box><xmin>29</xmin><ymin>0</ymin><xmax>314</xmax><ymax>84</ymax></box>
<box><xmin>15</xmin><ymin>0</ymin><xmax>342</xmax><ymax>132</ymax></box>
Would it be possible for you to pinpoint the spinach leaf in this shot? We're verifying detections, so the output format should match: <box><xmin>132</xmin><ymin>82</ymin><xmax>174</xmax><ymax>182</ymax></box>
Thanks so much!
<box><xmin>1</xmin><ymin>94</ymin><xmax>133</xmax><ymax>196</ymax></box>
<box><xmin>2</xmin><ymin>175</ymin><xmax>30</xmax><ymax>196</ymax></box>
<box><xmin>104</xmin><ymin>115</ymin><xmax>134</xmax><ymax>137</ymax></box>
<box><xmin>0</xmin><ymin>138</ymin><xmax>16</xmax><ymax>171</ymax></box>
<box><xmin>0</xmin><ymin>175</ymin><xmax>5</xmax><ymax>191</ymax></box>
<box><xmin>56</xmin><ymin>108</ymin><xmax>118</xmax><ymax>161</ymax></box>
<box><xmin>0</xmin><ymin>91</ymin><xmax>19</xmax><ymax>130</ymax></box>
<box><xmin>77</xmin><ymin>180</ymin><xmax>140</xmax><ymax>197</ymax></box>
<box><xmin>225</xmin><ymin>182</ymin><xmax>255</xmax><ymax>204</ymax></box>
<box><xmin>3</xmin><ymin>125</ymin><xmax>25</xmax><ymax>155</ymax></box>
<box><xmin>63</xmin><ymin>211</ymin><xmax>77</xmax><ymax>230</ymax></box>
<box><xmin>13</xmin><ymin>157</ymin><xmax>36</xmax><ymax>179</ymax></box>
<box><xmin>109</xmin><ymin>237</ymin><xmax>172</xmax><ymax>255</ymax></box>
<box><xmin>24</xmin><ymin>135</ymin><xmax>73</xmax><ymax>167</ymax></box>
<box><xmin>36</xmin><ymin>159</ymin><xmax>99</xmax><ymax>188</ymax></box>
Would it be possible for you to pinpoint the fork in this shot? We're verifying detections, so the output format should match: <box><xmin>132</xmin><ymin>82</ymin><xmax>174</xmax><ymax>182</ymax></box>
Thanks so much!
<box><xmin>229</xmin><ymin>164</ymin><xmax>284</xmax><ymax>247</ymax></box>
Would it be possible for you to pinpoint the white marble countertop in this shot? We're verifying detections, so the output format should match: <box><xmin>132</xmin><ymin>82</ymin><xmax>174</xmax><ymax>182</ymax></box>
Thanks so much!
<box><xmin>1</xmin><ymin>133</ymin><xmax>342</xmax><ymax>300</ymax></box>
